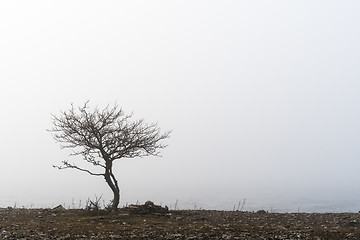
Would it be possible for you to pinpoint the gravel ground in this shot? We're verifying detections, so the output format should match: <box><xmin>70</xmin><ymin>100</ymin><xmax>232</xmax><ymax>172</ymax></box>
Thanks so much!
<box><xmin>1</xmin><ymin>207</ymin><xmax>360</xmax><ymax>239</ymax></box>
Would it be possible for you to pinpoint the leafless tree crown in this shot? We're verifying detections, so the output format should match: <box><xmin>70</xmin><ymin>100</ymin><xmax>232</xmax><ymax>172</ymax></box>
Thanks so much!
<box><xmin>50</xmin><ymin>102</ymin><xmax>171</xmax><ymax>176</ymax></box>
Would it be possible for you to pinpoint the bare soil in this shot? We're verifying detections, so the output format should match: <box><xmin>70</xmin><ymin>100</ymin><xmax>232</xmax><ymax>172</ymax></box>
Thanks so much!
<box><xmin>1</xmin><ymin>207</ymin><xmax>360</xmax><ymax>239</ymax></box>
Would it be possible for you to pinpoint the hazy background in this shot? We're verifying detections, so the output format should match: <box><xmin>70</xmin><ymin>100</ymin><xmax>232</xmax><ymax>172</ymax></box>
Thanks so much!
<box><xmin>1</xmin><ymin>1</ymin><xmax>360</xmax><ymax>212</ymax></box>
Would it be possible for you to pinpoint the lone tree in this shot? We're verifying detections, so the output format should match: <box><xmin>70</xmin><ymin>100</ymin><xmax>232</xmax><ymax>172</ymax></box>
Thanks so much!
<box><xmin>49</xmin><ymin>102</ymin><xmax>170</xmax><ymax>210</ymax></box>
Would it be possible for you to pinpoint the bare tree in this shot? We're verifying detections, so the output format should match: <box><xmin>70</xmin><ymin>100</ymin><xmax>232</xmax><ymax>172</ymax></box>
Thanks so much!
<box><xmin>49</xmin><ymin>102</ymin><xmax>170</xmax><ymax>210</ymax></box>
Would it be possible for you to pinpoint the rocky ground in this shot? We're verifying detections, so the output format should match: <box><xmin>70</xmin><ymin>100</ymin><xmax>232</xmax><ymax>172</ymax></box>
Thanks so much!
<box><xmin>1</xmin><ymin>203</ymin><xmax>360</xmax><ymax>239</ymax></box>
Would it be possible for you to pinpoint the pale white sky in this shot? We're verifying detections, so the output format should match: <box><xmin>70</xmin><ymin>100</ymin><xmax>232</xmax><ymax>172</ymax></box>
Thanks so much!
<box><xmin>0</xmin><ymin>1</ymin><xmax>360</xmax><ymax>211</ymax></box>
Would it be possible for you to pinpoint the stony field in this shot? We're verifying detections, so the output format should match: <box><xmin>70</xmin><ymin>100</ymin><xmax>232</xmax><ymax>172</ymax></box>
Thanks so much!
<box><xmin>1</xmin><ymin>205</ymin><xmax>360</xmax><ymax>239</ymax></box>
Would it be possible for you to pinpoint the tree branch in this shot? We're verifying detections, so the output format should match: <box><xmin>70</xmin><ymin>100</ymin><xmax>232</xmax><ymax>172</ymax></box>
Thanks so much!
<box><xmin>53</xmin><ymin>161</ymin><xmax>104</xmax><ymax>177</ymax></box>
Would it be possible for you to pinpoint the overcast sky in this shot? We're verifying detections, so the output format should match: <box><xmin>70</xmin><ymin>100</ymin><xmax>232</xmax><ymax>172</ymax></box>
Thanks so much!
<box><xmin>1</xmin><ymin>1</ymin><xmax>360</xmax><ymax>211</ymax></box>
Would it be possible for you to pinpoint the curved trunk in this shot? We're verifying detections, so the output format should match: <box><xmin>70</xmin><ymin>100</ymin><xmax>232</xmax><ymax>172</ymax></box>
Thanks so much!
<box><xmin>104</xmin><ymin>163</ymin><xmax>120</xmax><ymax>210</ymax></box>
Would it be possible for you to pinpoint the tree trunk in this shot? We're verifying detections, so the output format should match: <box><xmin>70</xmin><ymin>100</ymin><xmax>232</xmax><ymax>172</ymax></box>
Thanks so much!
<box><xmin>104</xmin><ymin>167</ymin><xmax>120</xmax><ymax>211</ymax></box>
<box><xmin>112</xmin><ymin>187</ymin><xmax>120</xmax><ymax>210</ymax></box>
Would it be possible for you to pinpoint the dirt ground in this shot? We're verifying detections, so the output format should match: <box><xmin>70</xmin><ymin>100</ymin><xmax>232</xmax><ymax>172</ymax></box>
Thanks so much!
<box><xmin>1</xmin><ymin>207</ymin><xmax>360</xmax><ymax>239</ymax></box>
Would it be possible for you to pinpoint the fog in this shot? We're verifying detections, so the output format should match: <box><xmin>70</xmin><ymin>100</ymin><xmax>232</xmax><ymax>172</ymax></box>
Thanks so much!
<box><xmin>1</xmin><ymin>1</ymin><xmax>360</xmax><ymax>212</ymax></box>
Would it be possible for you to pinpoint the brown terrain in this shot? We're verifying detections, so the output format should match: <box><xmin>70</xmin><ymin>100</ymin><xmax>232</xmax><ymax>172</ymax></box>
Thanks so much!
<box><xmin>1</xmin><ymin>202</ymin><xmax>360</xmax><ymax>240</ymax></box>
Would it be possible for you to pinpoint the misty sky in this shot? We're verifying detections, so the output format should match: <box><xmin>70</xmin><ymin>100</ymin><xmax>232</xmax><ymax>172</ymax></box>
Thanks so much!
<box><xmin>1</xmin><ymin>1</ymin><xmax>360</xmax><ymax>211</ymax></box>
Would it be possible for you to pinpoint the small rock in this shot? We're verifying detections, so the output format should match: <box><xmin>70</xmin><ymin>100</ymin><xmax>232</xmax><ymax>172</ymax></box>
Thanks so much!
<box><xmin>257</xmin><ymin>210</ymin><xmax>267</xmax><ymax>214</ymax></box>
<box><xmin>145</xmin><ymin>200</ymin><xmax>155</xmax><ymax>207</ymax></box>
<box><xmin>52</xmin><ymin>205</ymin><xmax>66</xmax><ymax>211</ymax></box>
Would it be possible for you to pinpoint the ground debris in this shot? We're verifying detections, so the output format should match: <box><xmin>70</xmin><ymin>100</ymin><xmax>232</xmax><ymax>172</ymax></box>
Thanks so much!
<box><xmin>122</xmin><ymin>200</ymin><xmax>169</xmax><ymax>216</ymax></box>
